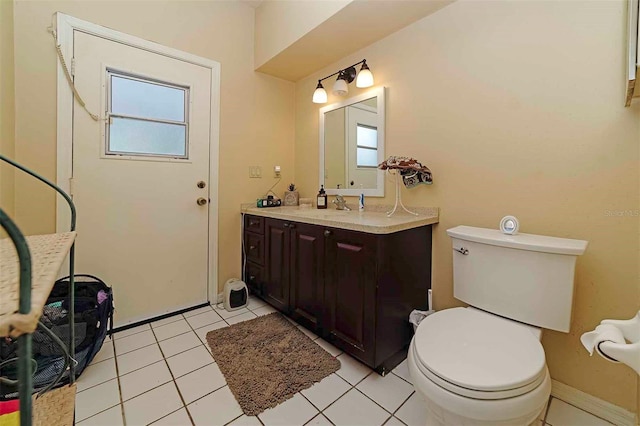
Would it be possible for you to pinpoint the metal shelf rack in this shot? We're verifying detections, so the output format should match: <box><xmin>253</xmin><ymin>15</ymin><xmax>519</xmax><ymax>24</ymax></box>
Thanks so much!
<box><xmin>0</xmin><ymin>154</ymin><xmax>77</xmax><ymax>426</ymax></box>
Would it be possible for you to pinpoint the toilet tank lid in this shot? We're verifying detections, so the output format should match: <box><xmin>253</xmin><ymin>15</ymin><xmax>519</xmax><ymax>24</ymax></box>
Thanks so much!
<box><xmin>447</xmin><ymin>226</ymin><xmax>588</xmax><ymax>255</ymax></box>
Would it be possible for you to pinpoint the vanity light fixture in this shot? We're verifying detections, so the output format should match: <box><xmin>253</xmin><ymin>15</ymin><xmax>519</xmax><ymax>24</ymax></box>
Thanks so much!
<box><xmin>312</xmin><ymin>59</ymin><xmax>374</xmax><ymax>104</ymax></box>
<box><xmin>313</xmin><ymin>81</ymin><xmax>328</xmax><ymax>103</ymax></box>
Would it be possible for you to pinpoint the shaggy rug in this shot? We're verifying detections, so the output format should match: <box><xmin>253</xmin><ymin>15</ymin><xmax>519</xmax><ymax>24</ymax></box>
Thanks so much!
<box><xmin>206</xmin><ymin>312</ymin><xmax>340</xmax><ymax>416</ymax></box>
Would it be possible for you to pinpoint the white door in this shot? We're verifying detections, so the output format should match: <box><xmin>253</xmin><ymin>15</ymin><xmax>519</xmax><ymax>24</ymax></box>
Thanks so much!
<box><xmin>72</xmin><ymin>31</ymin><xmax>213</xmax><ymax>326</ymax></box>
<box><xmin>346</xmin><ymin>106</ymin><xmax>378</xmax><ymax>189</ymax></box>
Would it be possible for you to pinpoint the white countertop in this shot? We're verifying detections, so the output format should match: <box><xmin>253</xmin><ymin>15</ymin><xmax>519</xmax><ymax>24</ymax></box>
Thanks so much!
<box><xmin>241</xmin><ymin>205</ymin><xmax>439</xmax><ymax>234</ymax></box>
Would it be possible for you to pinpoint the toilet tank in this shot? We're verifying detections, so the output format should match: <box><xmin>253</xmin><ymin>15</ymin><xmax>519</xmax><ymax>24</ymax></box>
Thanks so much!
<box><xmin>446</xmin><ymin>226</ymin><xmax>588</xmax><ymax>333</ymax></box>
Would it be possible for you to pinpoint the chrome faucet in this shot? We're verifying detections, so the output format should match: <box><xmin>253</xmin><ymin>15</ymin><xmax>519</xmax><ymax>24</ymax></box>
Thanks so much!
<box><xmin>333</xmin><ymin>185</ymin><xmax>351</xmax><ymax>210</ymax></box>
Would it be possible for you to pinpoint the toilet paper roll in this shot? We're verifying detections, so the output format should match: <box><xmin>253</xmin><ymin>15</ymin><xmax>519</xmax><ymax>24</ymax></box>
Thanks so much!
<box><xmin>581</xmin><ymin>324</ymin><xmax>625</xmax><ymax>360</ymax></box>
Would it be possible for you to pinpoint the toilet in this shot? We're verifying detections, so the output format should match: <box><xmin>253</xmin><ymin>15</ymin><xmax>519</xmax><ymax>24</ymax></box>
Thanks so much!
<box><xmin>408</xmin><ymin>225</ymin><xmax>588</xmax><ymax>426</ymax></box>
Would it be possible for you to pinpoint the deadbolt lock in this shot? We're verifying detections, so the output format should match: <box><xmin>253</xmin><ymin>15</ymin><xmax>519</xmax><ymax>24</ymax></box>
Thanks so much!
<box><xmin>197</xmin><ymin>181</ymin><xmax>206</xmax><ymax>189</ymax></box>
<box><xmin>196</xmin><ymin>197</ymin><xmax>208</xmax><ymax>206</ymax></box>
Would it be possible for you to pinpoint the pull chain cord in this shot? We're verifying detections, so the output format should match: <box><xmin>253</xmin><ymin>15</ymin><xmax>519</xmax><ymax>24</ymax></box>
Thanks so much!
<box><xmin>47</xmin><ymin>26</ymin><xmax>100</xmax><ymax>122</ymax></box>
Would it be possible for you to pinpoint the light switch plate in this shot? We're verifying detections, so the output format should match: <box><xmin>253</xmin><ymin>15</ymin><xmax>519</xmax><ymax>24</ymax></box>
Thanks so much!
<box><xmin>249</xmin><ymin>166</ymin><xmax>262</xmax><ymax>178</ymax></box>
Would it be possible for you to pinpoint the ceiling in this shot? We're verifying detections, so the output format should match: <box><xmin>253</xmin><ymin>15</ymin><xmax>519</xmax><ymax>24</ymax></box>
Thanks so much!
<box><xmin>256</xmin><ymin>0</ymin><xmax>454</xmax><ymax>81</ymax></box>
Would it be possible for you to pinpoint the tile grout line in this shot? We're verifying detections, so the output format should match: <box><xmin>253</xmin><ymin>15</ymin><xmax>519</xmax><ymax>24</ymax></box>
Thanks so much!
<box><xmin>112</xmin><ymin>325</ymin><xmax>151</xmax><ymax>340</ymax></box>
<box><xmin>112</xmin><ymin>308</ymin><xmax>411</xmax><ymax>426</ymax></box>
<box><xmin>320</xmin><ymin>354</ymin><xmax>413</xmax><ymax>425</ymax></box>
<box><xmin>298</xmin><ymin>392</ymin><xmax>337</xmax><ymax>426</ymax></box>
<box><xmin>304</xmin><ymin>412</ymin><xmax>335</xmax><ymax>426</ymax></box>
<box><xmin>148</xmin><ymin>314</ymin><xmax>197</xmax><ymax>426</ymax></box>
<box><xmin>178</xmin><ymin>308</ymin><xmax>241</xmax><ymax>422</ymax></box>
<box><xmin>390</xmin><ymin>391</ymin><xmax>414</xmax><ymax>425</ymax></box>
<box><xmin>111</xmin><ymin>335</ymin><xmax>127</xmax><ymax>426</ymax></box>
<box><xmin>83</xmin><ymin>310</ymin><xmax>227</xmax><ymax>424</ymax></box>
<box><xmin>149</xmin><ymin>406</ymin><xmax>190</xmax><ymax>425</ymax></box>
<box><xmin>173</xmin><ymin>306</ymin><xmax>244</xmax><ymax>424</ymax></box>
<box><xmin>548</xmin><ymin>396</ymin><xmax>613</xmax><ymax>425</ymax></box>
<box><xmin>75</xmin><ymin>340</ymin><xmax>124</xmax><ymax>424</ymax></box>
<box><xmin>543</xmin><ymin>395</ymin><xmax>553</xmax><ymax>423</ymax></box>
<box><xmin>75</xmin><ymin>360</ymin><xmax>117</xmax><ymax>394</ymax></box>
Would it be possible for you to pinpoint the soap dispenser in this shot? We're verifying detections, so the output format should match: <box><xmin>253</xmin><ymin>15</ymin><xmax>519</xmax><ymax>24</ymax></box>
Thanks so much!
<box><xmin>317</xmin><ymin>185</ymin><xmax>327</xmax><ymax>209</ymax></box>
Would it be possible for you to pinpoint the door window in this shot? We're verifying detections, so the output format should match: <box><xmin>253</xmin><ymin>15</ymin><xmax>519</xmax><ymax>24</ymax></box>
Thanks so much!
<box><xmin>356</xmin><ymin>124</ymin><xmax>378</xmax><ymax>168</ymax></box>
<box><xmin>106</xmin><ymin>71</ymin><xmax>189</xmax><ymax>158</ymax></box>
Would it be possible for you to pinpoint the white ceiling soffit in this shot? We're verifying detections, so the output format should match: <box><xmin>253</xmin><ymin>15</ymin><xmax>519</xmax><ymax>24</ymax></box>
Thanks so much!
<box><xmin>243</xmin><ymin>0</ymin><xmax>264</xmax><ymax>9</ymax></box>
<box><xmin>256</xmin><ymin>0</ymin><xmax>455</xmax><ymax>82</ymax></box>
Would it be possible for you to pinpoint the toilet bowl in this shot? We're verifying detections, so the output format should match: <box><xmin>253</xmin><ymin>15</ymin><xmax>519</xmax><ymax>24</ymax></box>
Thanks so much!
<box><xmin>408</xmin><ymin>307</ymin><xmax>551</xmax><ymax>426</ymax></box>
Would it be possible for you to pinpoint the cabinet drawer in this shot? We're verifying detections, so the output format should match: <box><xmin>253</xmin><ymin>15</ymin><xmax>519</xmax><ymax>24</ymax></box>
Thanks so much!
<box><xmin>244</xmin><ymin>215</ymin><xmax>264</xmax><ymax>234</ymax></box>
<box><xmin>245</xmin><ymin>261</ymin><xmax>264</xmax><ymax>295</ymax></box>
<box><xmin>244</xmin><ymin>232</ymin><xmax>265</xmax><ymax>265</ymax></box>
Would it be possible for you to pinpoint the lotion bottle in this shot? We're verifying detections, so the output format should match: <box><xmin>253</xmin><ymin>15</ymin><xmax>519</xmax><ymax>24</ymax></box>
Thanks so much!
<box><xmin>317</xmin><ymin>185</ymin><xmax>327</xmax><ymax>209</ymax></box>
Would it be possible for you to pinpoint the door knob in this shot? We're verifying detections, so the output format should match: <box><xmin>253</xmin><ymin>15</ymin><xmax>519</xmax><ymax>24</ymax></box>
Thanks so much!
<box><xmin>196</xmin><ymin>197</ymin><xmax>208</xmax><ymax>206</ymax></box>
<box><xmin>197</xmin><ymin>181</ymin><xmax>206</xmax><ymax>189</ymax></box>
<box><xmin>324</xmin><ymin>230</ymin><xmax>331</xmax><ymax>237</ymax></box>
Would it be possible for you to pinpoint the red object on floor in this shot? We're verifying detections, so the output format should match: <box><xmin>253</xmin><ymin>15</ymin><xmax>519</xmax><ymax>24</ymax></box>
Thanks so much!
<box><xmin>0</xmin><ymin>399</ymin><xmax>19</xmax><ymax>415</ymax></box>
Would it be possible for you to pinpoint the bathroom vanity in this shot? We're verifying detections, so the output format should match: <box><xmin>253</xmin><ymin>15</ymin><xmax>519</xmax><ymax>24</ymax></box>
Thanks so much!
<box><xmin>241</xmin><ymin>206</ymin><xmax>438</xmax><ymax>374</ymax></box>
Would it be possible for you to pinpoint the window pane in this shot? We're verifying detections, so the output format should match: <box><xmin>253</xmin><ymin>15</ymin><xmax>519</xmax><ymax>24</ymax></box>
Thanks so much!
<box><xmin>111</xmin><ymin>75</ymin><xmax>185</xmax><ymax>122</ymax></box>
<box><xmin>357</xmin><ymin>125</ymin><xmax>377</xmax><ymax>148</ymax></box>
<box><xmin>109</xmin><ymin>117</ymin><xmax>186</xmax><ymax>157</ymax></box>
<box><xmin>357</xmin><ymin>147</ymin><xmax>378</xmax><ymax>167</ymax></box>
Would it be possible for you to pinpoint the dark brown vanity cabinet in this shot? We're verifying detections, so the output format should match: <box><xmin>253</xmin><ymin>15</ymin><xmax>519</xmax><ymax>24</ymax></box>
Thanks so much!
<box><xmin>242</xmin><ymin>214</ymin><xmax>433</xmax><ymax>374</ymax></box>
<box><xmin>288</xmin><ymin>223</ymin><xmax>325</xmax><ymax>331</ymax></box>
<box><xmin>323</xmin><ymin>228</ymin><xmax>377</xmax><ymax>366</ymax></box>
<box><xmin>264</xmin><ymin>219</ymin><xmax>290</xmax><ymax>312</ymax></box>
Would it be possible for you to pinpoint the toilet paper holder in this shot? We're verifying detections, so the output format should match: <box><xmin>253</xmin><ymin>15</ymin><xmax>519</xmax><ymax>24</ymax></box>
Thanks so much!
<box><xmin>581</xmin><ymin>310</ymin><xmax>640</xmax><ymax>376</ymax></box>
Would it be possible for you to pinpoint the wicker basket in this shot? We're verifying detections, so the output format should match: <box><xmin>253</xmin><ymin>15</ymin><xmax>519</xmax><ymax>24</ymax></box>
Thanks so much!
<box><xmin>32</xmin><ymin>384</ymin><xmax>76</xmax><ymax>426</ymax></box>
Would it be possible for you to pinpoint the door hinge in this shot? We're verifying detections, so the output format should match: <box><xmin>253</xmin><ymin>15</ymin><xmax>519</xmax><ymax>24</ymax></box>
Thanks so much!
<box><xmin>70</xmin><ymin>58</ymin><xmax>76</xmax><ymax>77</ymax></box>
<box><xmin>69</xmin><ymin>177</ymin><xmax>75</xmax><ymax>196</ymax></box>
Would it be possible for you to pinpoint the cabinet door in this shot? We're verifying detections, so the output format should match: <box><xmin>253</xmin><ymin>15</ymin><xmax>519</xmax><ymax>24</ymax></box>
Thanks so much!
<box><xmin>289</xmin><ymin>223</ymin><xmax>324</xmax><ymax>332</ymax></box>
<box><xmin>264</xmin><ymin>218</ymin><xmax>290</xmax><ymax>312</ymax></box>
<box><xmin>244</xmin><ymin>261</ymin><xmax>264</xmax><ymax>296</ymax></box>
<box><xmin>324</xmin><ymin>228</ymin><xmax>377</xmax><ymax>365</ymax></box>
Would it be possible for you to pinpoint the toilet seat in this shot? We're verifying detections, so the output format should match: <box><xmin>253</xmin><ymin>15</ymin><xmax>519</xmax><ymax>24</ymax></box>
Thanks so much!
<box><xmin>413</xmin><ymin>308</ymin><xmax>546</xmax><ymax>400</ymax></box>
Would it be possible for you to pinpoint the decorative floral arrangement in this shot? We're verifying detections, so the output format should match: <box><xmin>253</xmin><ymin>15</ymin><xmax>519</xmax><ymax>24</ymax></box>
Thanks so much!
<box><xmin>288</xmin><ymin>183</ymin><xmax>296</xmax><ymax>191</ymax></box>
<box><xmin>378</xmin><ymin>156</ymin><xmax>432</xmax><ymax>189</ymax></box>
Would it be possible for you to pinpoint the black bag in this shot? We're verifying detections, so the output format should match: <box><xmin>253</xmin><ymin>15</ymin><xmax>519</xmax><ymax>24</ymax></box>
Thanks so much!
<box><xmin>0</xmin><ymin>274</ymin><xmax>114</xmax><ymax>397</ymax></box>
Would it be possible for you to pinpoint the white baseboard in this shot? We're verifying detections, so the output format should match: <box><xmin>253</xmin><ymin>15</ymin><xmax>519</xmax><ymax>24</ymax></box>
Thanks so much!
<box><xmin>551</xmin><ymin>380</ymin><xmax>637</xmax><ymax>426</ymax></box>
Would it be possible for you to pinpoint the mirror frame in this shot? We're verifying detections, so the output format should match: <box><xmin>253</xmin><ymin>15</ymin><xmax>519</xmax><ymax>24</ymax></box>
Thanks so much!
<box><xmin>319</xmin><ymin>86</ymin><xmax>386</xmax><ymax>197</ymax></box>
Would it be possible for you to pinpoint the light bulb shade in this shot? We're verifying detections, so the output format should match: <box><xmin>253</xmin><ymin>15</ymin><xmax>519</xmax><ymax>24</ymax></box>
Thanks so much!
<box><xmin>313</xmin><ymin>83</ymin><xmax>327</xmax><ymax>103</ymax></box>
<box><xmin>332</xmin><ymin>78</ymin><xmax>349</xmax><ymax>96</ymax></box>
<box><xmin>356</xmin><ymin>66</ymin><xmax>374</xmax><ymax>88</ymax></box>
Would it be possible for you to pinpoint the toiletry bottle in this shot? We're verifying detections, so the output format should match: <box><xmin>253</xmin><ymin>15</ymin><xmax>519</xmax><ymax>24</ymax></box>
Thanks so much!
<box><xmin>317</xmin><ymin>185</ymin><xmax>327</xmax><ymax>209</ymax></box>
<box><xmin>359</xmin><ymin>184</ymin><xmax>365</xmax><ymax>211</ymax></box>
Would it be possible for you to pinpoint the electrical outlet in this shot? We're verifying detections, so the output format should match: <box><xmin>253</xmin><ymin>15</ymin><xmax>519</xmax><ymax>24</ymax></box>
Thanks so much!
<box><xmin>274</xmin><ymin>165</ymin><xmax>281</xmax><ymax>178</ymax></box>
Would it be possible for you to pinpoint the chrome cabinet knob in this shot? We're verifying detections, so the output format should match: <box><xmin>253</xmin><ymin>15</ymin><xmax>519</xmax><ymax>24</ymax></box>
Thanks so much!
<box><xmin>197</xmin><ymin>197</ymin><xmax>208</xmax><ymax>206</ymax></box>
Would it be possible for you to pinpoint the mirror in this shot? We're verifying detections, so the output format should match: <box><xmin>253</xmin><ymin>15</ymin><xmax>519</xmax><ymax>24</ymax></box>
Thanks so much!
<box><xmin>319</xmin><ymin>87</ymin><xmax>385</xmax><ymax>197</ymax></box>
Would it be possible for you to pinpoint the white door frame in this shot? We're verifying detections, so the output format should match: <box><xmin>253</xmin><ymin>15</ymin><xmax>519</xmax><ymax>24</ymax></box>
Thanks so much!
<box><xmin>55</xmin><ymin>13</ymin><xmax>220</xmax><ymax>303</ymax></box>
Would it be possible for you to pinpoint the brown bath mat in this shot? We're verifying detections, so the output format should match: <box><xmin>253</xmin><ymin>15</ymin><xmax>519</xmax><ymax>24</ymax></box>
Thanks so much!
<box><xmin>206</xmin><ymin>312</ymin><xmax>340</xmax><ymax>416</ymax></box>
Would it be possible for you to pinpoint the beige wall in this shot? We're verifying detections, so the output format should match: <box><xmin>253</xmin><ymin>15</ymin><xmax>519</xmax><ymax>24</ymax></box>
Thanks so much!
<box><xmin>254</xmin><ymin>0</ymin><xmax>351</xmax><ymax>69</ymax></box>
<box><xmin>12</xmin><ymin>0</ymin><xmax>295</xmax><ymax>290</ymax></box>
<box><xmin>0</xmin><ymin>0</ymin><xmax>15</xmax><ymax>220</ymax></box>
<box><xmin>295</xmin><ymin>0</ymin><xmax>640</xmax><ymax>413</ymax></box>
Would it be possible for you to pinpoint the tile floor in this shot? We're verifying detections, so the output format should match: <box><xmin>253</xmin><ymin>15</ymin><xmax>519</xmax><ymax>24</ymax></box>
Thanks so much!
<box><xmin>76</xmin><ymin>297</ymin><xmax>614</xmax><ymax>426</ymax></box>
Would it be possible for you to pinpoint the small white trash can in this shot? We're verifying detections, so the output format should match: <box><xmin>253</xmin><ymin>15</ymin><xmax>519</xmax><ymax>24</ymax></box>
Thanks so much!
<box><xmin>409</xmin><ymin>309</ymin><xmax>435</xmax><ymax>332</ymax></box>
